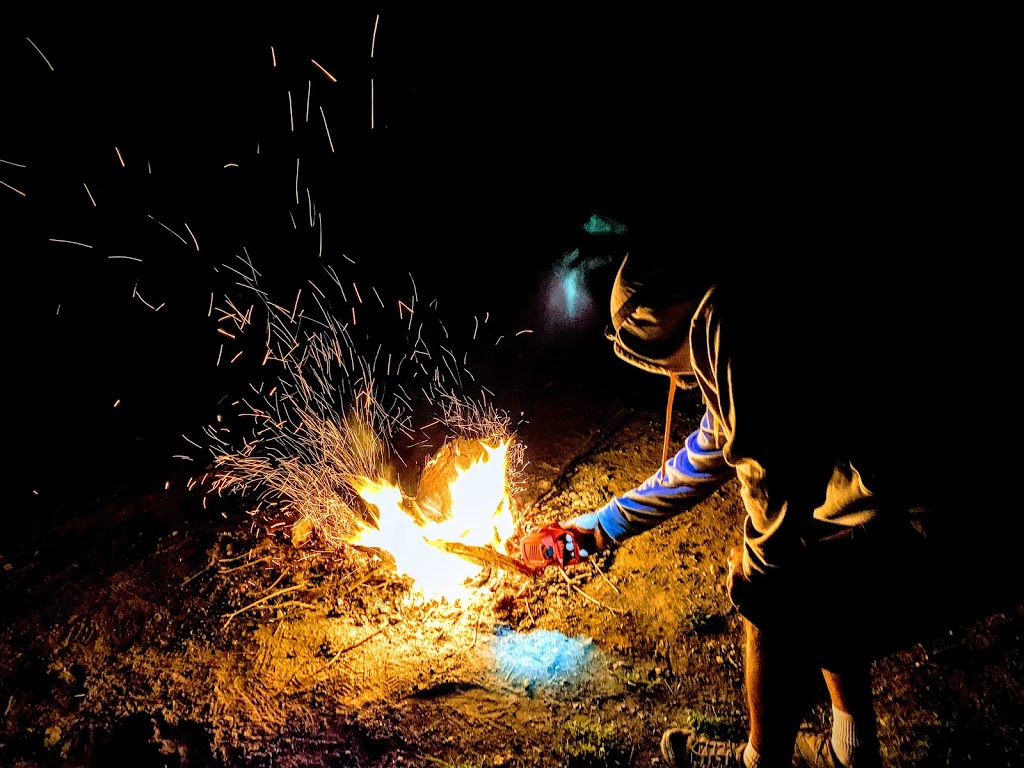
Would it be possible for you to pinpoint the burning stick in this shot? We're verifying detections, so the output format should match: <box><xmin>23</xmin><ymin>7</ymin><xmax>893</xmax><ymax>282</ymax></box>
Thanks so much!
<box><xmin>424</xmin><ymin>538</ymin><xmax>535</xmax><ymax>579</ymax></box>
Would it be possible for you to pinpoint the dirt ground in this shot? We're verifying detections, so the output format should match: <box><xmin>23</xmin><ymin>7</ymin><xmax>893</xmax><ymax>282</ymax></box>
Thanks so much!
<box><xmin>2</xmin><ymin>364</ymin><xmax>1022</xmax><ymax>768</ymax></box>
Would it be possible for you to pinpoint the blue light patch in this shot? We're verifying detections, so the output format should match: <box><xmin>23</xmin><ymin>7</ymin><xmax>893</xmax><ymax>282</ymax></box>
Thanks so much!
<box><xmin>487</xmin><ymin>626</ymin><xmax>596</xmax><ymax>690</ymax></box>
<box><xmin>541</xmin><ymin>249</ymin><xmax>613</xmax><ymax>326</ymax></box>
<box><xmin>582</xmin><ymin>213</ymin><xmax>628</xmax><ymax>236</ymax></box>
<box><xmin>557</xmin><ymin>252</ymin><xmax>585</xmax><ymax>318</ymax></box>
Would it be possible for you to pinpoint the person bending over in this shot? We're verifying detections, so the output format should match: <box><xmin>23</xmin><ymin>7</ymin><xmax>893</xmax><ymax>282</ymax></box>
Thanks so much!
<box><xmin>559</xmin><ymin>254</ymin><xmax>1019</xmax><ymax>767</ymax></box>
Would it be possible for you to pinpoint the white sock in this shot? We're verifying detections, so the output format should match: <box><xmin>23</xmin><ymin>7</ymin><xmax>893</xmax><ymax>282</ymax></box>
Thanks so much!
<box><xmin>742</xmin><ymin>741</ymin><xmax>762</xmax><ymax>768</ymax></box>
<box><xmin>831</xmin><ymin>705</ymin><xmax>878</xmax><ymax>767</ymax></box>
<box><xmin>831</xmin><ymin>707</ymin><xmax>858</xmax><ymax>766</ymax></box>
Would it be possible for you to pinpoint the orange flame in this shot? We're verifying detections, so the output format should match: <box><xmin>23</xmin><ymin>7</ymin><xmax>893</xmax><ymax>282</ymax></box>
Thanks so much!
<box><xmin>347</xmin><ymin>440</ymin><xmax>515</xmax><ymax>599</ymax></box>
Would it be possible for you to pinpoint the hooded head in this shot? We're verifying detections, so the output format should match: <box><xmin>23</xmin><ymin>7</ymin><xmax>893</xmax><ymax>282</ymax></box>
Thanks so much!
<box><xmin>606</xmin><ymin>255</ymin><xmax>716</xmax><ymax>380</ymax></box>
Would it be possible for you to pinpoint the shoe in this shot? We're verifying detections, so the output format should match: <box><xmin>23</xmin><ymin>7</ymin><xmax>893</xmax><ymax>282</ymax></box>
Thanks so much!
<box><xmin>795</xmin><ymin>726</ymin><xmax>881</xmax><ymax>768</ymax></box>
<box><xmin>795</xmin><ymin>727</ymin><xmax>841</xmax><ymax>767</ymax></box>
<box><xmin>660</xmin><ymin>727</ymin><xmax>746</xmax><ymax>767</ymax></box>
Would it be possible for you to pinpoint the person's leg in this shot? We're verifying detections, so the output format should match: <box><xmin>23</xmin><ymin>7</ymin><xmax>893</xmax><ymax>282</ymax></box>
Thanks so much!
<box><xmin>793</xmin><ymin>663</ymin><xmax>881</xmax><ymax>768</ymax></box>
<box><xmin>659</xmin><ymin>616</ymin><xmax>814</xmax><ymax>766</ymax></box>
<box><xmin>821</xmin><ymin>666</ymin><xmax>872</xmax><ymax>715</ymax></box>
<box><xmin>819</xmin><ymin>666</ymin><xmax>880</xmax><ymax>767</ymax></box>
<box><xmin>743</xmin><ymin>617</ymin><xmax>819</xmax><ymax>765</ymax></box>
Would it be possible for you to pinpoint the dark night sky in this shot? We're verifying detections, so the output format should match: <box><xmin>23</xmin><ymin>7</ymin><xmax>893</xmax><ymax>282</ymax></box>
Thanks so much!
<box><xmin>4</xmin><ymin>15</ymin><xmax>681</xmax><ymax>513</ymax></box>
<box><xmin>3</xmin><ymin>14</ymin><xmax>1012</xmax><ymax>520</ymax></box>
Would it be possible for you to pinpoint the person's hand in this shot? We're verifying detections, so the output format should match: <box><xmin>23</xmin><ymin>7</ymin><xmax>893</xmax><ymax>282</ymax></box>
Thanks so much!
<box><xmin>557</xmin><ymin>512</ymin><xmax>612</xmax><ymax>558</ymax></box>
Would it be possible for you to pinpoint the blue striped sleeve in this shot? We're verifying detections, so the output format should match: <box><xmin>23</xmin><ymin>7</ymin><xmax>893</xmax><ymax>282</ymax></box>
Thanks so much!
<box><xmin>595</xmin><ymin>409</ymin><xmax>733</xmax><ymax>541</ymax></box>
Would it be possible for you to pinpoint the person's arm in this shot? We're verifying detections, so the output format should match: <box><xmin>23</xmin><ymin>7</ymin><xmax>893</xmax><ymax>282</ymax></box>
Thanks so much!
<box><xmin>560</xmin><ymin>408</ymin><xmax>733</xmax><ymax>550</ymax></box>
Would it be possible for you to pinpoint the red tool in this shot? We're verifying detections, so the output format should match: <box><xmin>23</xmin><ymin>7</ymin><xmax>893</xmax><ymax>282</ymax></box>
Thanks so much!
<box><xmin>520</xmin><ymin>524</ymin><xmax>583</xmax><ymax>574</ymax></box>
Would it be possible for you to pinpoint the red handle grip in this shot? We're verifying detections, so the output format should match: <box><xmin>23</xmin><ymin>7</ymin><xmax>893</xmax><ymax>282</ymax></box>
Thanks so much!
<box><xmin>520</xmin><ymin>525</ymin><xmax>583</xmax><ymax>573</ymax></box>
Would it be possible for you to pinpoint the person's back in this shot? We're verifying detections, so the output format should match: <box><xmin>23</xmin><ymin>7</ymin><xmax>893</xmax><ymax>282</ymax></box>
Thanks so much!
<box><xmin>701</xmin><ymin>262</ymin><xmax>1017</xmax><ymax>649</ymax></box>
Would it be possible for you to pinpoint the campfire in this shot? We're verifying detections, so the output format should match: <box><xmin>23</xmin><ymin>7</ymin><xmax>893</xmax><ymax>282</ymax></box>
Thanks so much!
<box><xmin>347</xmin><ymin>436</ymin><xmax>523</xmax><ymax>598</ymax></box>
<box><xmin>194</xmin><ymin>246</ymin><xmax>541</xmax><ymax>606</ymax></box>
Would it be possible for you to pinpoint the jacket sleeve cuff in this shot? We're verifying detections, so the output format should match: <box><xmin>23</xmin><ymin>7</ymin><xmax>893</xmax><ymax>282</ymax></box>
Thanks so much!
<box><xmin>594</xmin><ymin>503</ymin><xmax>631</xmax><ymax>542</ymax></box>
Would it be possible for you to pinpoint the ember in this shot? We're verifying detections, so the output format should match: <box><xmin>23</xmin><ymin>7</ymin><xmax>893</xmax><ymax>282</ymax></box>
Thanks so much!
<box><xmin>197</xmin><ymin>251</ymin><xmax>530</xmax><ymax>598</ymax></box>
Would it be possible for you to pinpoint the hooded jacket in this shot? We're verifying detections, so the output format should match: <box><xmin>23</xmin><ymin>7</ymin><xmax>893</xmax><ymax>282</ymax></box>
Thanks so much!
<box><xmin>590</xmin><ymin>259</ymin><xmax>993</xmax><ymax>621</ymax></box>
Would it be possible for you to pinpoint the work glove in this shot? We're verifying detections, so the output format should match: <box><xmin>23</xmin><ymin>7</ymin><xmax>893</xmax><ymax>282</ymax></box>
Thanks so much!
<box><xmin>557</xmin><ymin>512</ymin><xmax>613</xmax><ymax>558</ymax></box>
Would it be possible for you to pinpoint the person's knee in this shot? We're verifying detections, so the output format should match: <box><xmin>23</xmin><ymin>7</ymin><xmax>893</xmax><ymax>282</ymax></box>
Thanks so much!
<box><xmin>743</xmin><ymin>619</ymin><xmax>822</xmax><ymax>702</ymax></box>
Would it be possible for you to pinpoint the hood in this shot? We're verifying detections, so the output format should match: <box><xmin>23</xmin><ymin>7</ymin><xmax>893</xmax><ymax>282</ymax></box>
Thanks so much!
<box><xmin>606</xmin><ymin>255</ymin><xmax>712</xmax><ymax>377</ymax></box>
